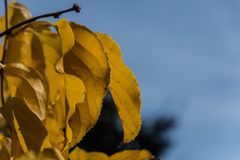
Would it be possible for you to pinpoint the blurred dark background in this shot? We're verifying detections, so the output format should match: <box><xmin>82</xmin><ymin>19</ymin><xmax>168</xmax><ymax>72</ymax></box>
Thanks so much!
<box><xmin>77</xmin><ymin>94</ymin><xmax>175</xmax><ymax>158</ymax></box>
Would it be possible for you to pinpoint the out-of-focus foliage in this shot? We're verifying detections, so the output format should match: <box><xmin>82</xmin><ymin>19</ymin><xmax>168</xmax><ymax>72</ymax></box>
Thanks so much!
<box><xmin>0</xmin><ymin>2</ymin><xmax>154</xmax><ymax>160</ymax></box>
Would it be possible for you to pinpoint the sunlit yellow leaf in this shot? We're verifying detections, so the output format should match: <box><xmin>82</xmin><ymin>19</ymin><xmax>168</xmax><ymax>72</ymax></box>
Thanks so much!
<box><xmin>64</xmin><ymin>74</ymin><xmax>85</xmax><ymax>150</ymax></box>
<box><xmin>54</xmin><ymin>19</ymin><xmax>75</xmax><ymax>74</ymax></box>
<box><xmin>0</xmin><ymin>98</ymin><xmax>48</xmax><ymax>154</ymax></box>
<box><xmin>96</xmin><ymin>33</ymin><xmax>141</xmax><ymax>143</ymax></box>
<box><xmin>0</xmin><ymin>2</ymin><xmax>32</xmax><ymax>32</ymax></box>
<box><xmin>69</xmin><ymin>148</ymin><xmax>154</xmax><ymax>160</ymax></box>
<box><xmin>111</xmin><ymin>150</ymin><xmax>154</xmax><ymax>160</ymax></box>
<box><xmin>5</xmin><ymin>32</ymin><xmax>32</xmax><ymax>66</ymax></box>
<box><xmin>69</xmin><ymin>148</ymin><xmax>110</xmax><ymax>160</ymax></box>
<box><xmin>33</xmin><ymin>30</ymin><xmax>68</xmax><ymax>151</ymax></box>
<box><xmin>55</xmin><ymin>19</ymin><xmax>74</xmax><ymax>55</ymax></box>
<box><xmin>64</xmin><ymin>23</ymin><xmax>110</xmax><ymax>147</ymax></box>
<box><xmin>4</xmin><ymin>30</ymin><xmax>46</xmax><ymax>107</ymax></box>
<box><xmin>4</xmin><ymin>63</ymin><xmax>47</xmax><ymax>120</ymax></box>
<box><xmin>45</xmin><ymin>118</ymin><xmax>65</xmax><ymax>151</ymax></box>
<box><xmin>39</xmin><ymin>148</ymin><xmax>64</xmax><ymax>160</ymax></box>
<box><xmin>33</xmin><ymin>30</ymin><xmax>67</xmax><ymax>129</ymax></box>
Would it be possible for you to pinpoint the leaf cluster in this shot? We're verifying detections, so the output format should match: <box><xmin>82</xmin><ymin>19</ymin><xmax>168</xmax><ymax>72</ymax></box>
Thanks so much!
<box><xmin>0</xmin><ymin>2</ymin><xmax>154</xmax><ymax>160</ymax></box>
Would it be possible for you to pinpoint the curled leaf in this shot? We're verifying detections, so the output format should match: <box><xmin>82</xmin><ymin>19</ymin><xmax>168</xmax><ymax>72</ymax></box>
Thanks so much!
<box><xmin>54</xmin><ymin>19</ymin><xmax>75</xmax><ymax>74</ymax></box>
<box><xmin>0</xmin><ymin>2</ymin><xmax>32</xmax><ymax>32</ymax></box>
<box><xmin>65</xmin><ymin>22</ymin><xmax>110</xmax><ymax>147</ymax></box>
<box><xmin>0</xmin><ymin>98</ymin><xmax>48</xmax><ymax>154</ymax></box>
<box><xmin>4</xmin><ymin>63</ymin><xmax>47</xmax><ymax>120</ymax></box>
<box><xmin>55</xmin><ymin>19</ymin><xmax>75</xmax><ymax>55</ymax></box>
<box><xmin>64</xmin><ymin>74</ymin><xmax>85</xmax><ymax>150</ymax></box>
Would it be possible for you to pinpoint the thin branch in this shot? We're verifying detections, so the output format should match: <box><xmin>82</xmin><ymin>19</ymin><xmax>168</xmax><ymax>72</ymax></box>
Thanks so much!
<box><xmin>0</xmin><ymin>4</ymin><xmax>81</xmax><ymax>38</ymax></box>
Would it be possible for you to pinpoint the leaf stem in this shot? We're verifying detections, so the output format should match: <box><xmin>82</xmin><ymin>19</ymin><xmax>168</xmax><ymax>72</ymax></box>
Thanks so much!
<box><xmin>0</xmin><ymin>3</ymin><xmax>81</xmax><ymax>38</ymax></box>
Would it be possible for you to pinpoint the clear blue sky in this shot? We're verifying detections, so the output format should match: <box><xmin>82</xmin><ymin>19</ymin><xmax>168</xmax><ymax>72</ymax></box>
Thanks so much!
<box><xmin>1</xmin><ymin>0</ymin><xmax>240</xmax><ymax>160</ymax></box>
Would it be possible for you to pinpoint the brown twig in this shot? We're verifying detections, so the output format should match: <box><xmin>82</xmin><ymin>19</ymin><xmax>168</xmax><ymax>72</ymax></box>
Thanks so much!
<box><xmin>0</xmin><ymin>3</ymin><xmax>81</xmax><ymax>38</ymax></box>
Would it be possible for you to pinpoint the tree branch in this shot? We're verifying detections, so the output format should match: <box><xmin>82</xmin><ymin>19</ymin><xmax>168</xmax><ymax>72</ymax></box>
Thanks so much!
<box><xmin>0</xmin><ymin>3</ymin><xmax>81</xmax><ymax>38</ymax></box>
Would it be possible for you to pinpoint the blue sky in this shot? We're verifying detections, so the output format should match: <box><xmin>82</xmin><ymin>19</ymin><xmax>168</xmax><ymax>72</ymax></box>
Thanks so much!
<box><xmin>1</xmin><ymin>0</ymin><xmax>240</xmax><ymax>159</ymax></box>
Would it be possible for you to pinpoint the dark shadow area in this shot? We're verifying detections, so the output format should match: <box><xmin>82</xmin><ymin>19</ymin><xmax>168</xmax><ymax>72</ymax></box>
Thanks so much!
<box><xmin>78</xmin><ymin>94</ymin><xmax>176</xmax><ymax>157</ymax></box>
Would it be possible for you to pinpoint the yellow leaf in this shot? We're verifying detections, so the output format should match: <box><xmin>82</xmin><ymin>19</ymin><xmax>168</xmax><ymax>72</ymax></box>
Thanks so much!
<box><xmin>111</xmin><ymin>150</ymin><xmax>154</xmax><ymax>160</ymax></box>
<box><xmin>4</xmin><ymin>63</ymin><xmax>47</xmax><ymax>120</ymax></box>
<box><xmin>96</xmin><ymin>33</ymin><xmax>141</xmax><ymax>143</ymax></box>
<box><xmin>4</xmin><ymin>24</ymin><xmax>47</xmax><ymax>75</ymax></box>
<box><xmin>0</xmin><ymin>2</ymin><xmax>32</xmax><ymax>32</ymax></box>
<box><xmin>16</xmin><ymin>148</ymin><xmax>64</xmax><ymax>160</ymax></box>
<box><xmin>33</xmin><ymin>30</ymin><xmax>68</xmax><ymax>151</ymax></box>
<box><xmin>4</xmin><ymin>30</ymin><xmax>46</xmax><ymax>104</ymax></box>
<box><xmin>33</xmin><ymin>30</ymin><xmax>66</xmax><ymax>129</ymax></box>
<box><xmin>45</xmin><ymin>117</ymin><xmax>65</xmax><ymax>151</ymax></box>
<box><xmin>54</xmin><ymin>19</ymin><xmax>75</xmax><ymax>74</ymax></box>
<box><xmin>5</xmin><ymin>32</ymin><xmax>32</xmax><ymax>66</ymax></box>
<box><xmin>39</xmin><ymin>148</ymin><xmax>64</xmax><ymax>160</ymax></box>
<box><xmin>64</xmin><ymin>74</ymin><xmax>85</xmax><ymax>150</ymax></box>
<box><xmin>69</xmin><ymin>148</ymin><xmax>154</xmax><ymax>160</ymax></box>
<box><xmin>55</xmin><ymin>19</ymin><xmax>75</xmax><ymax>55</ymax></box>
<box><xmin>0</xmin><ymin>98</ymin><xmax>48</xmax><ymax>153</ymax></box>
<box><xmin>69</xmin><ymin>148</ymin><xmax>110</xmax><ymax>160</ymax></box>
<box><xmin>64</xmin><ymin>23</ymin><xmax>110</xmax><ymax>147</ymax></box>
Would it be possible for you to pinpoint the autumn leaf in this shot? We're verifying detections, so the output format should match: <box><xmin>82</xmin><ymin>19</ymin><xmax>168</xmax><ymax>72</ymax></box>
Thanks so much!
<box><xmin>96</xmin><ymin>33</ymin><xmax>141</xmax><ymax>143</ymax></box>
<box><xmin>54</xmin><ymin>19</ymin><xmax>75</xmax><ymax>74</ymax></box>
<box><xmin>0</xmin><ymin>2</ymin><xmax>32</xmax><ymax>32</ymax></box>
<box><xmin>16</xmin><ymin>148</ymin><xmax>64</xmax><ymax>160</ymax></box>
<box><xmin>64</xmin><ymin>22</ymin><xmax>110</xmax><ymax>147</ymax></box>
<box><xmin>4</xmin><ymin>63</ymin><xmax>47</xmax><ymax>120</ymax></box>
<box><xmin>0</xmin><ymin>98</ymin><xmax>48</xmax><ymax>155</ymax></box>
<box><xmin>32</xmin><ymin>29</ymin><xmax>67</xmax><ymax>128</ymax></box>
<box><xmin>110</xmin><ymin>150</ymin><xmax>154</xmax><ymax>160</ymax></box>
<box><xmin>0</xmin><ymin>2</ymin><xmax>150</xmax><ymax>159</ymax></box>
<box><xmin>69</xmin><ymin>148</ymin><xmax>154</xmax><ymax>160</ymax></box>
<box><xmin>69</xmin><ymin>148</ymin><xmax>110</xmax><ymax>160</ymax></box>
